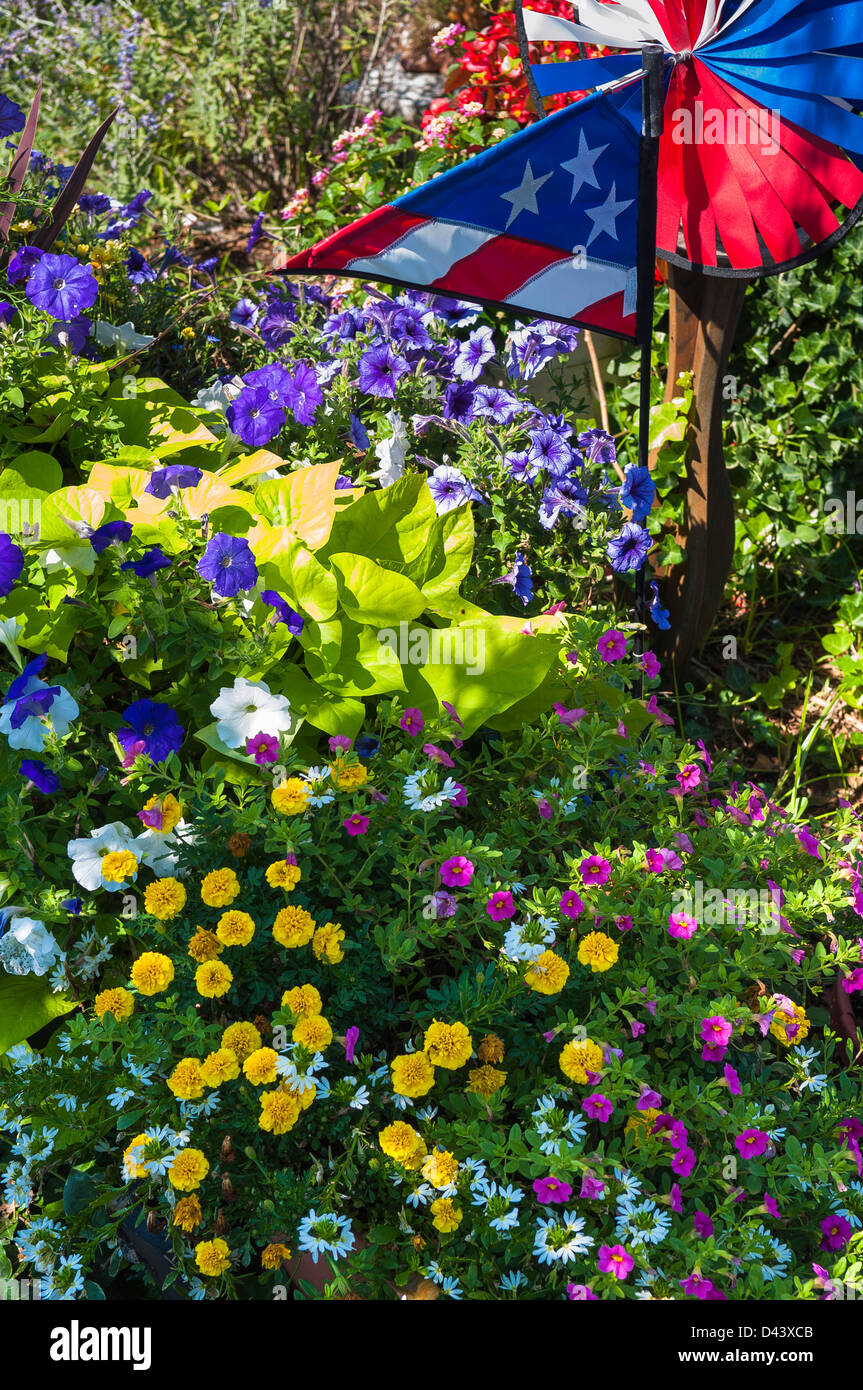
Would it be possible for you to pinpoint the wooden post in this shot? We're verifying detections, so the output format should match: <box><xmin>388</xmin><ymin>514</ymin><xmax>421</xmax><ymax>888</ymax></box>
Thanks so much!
<box><xmin>654</xmin><ymin>264</ymin><xmax>747</xmax><ymax>677</ymax></box>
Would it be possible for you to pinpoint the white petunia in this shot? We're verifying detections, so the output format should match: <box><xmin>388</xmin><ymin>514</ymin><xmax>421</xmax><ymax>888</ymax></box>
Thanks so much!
<box><xmin>94</xmin><ymin>320</ymin><xmax>156</xmax><ymax>351</ymax></box>
<box><xmin>209</xmin><ymin>677</ymin><xmax>293</xmax><ymax>749</ymax></box>
<box><xmin>67</xmin><ymin>822</ymin><xmax>136</xmax><ymax>891</ymax></box>
<box><xmin>0</xmin><ymin>917</ymin><xmax>62</xmax><ymax>977</ymax></box>
<box><xmin>0</xmin><ymin>677</ymin><xmax>79</xmax><ymax>752</ymax></box>
<box><xmin>371</xmin><ymin>412</ymin><xmax>409</xmax><ymax>487</ymax></box>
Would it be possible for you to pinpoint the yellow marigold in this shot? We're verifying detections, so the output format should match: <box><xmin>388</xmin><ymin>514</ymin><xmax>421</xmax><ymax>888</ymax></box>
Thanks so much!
<box><xmin>261</xmin><ymin>1242</ymin><xmax>292</xmax><ymax>1270</ymax></box>
<box><xmin>201</xmin><ymin>1047</ymin><xmax>240</xmax><ymax>1087</ymax></box>
<box><xmin>143</xmin><ymin>877</ymin><xmax>187</xmax><ymax>921</ymax></box>
<box><xmin>768</xmin><ymin>998</ymin><xmax>811</xmax><ymax>1046</ymax></box>
<box><xmin>141</xmin><ymin>792</ymin><xmax>182</xmax><ymax>833</ymax></box>
<box><xmin>329</xmin><ymin>758</ymin><xmax>368</xmax><ymax>791</ymax></box>
<box><xmin>221</xmin><ymin>1021</ymin><xmax>262</xmax><ymax>1062</ymax></box>
<box><xmin>200</xmin><ymin>867</ymin><xmax>240</xmax><ymax>908</ymax></box>
<box><xmin>467</xmin><ymin>1065</ymin><xmax>507</xmax><ymax>1097</ymax></box>
<box><xmin>122</xmin><ymin>1133</ymin><xmax>149</xmax><ymax>1180</ymax></box>
<box><xmin>625</xmin><ymin>1107</ymin><xmax>661</xmax><ymax>1146</ymax></box>
<box><xmin>391</xmin><ymin>1051</ymin><xmax>436</xmax><ymax>1098</ymax></box>
<box><xmin>216</xmin><ymin>910</ymin><xmax>256</xmax><ymax>947</ymax></box>
<box><xmin>130</xmin><ymin>951</ymin><xmax>175</xmax><ymax>997</ymax></box>
<box><xmin>378</xmin><ymin>1122</ymin><xmax>427</xmax><ymax>1169</ymax></box>
<box><xmin>167</xmin><ymin>1057</ymin><xmax>205</xmax><ymax>1100</ymax></box>
<box><xmin>577</xmin><ymin>931</ymin><xmax>620</xmax><ymax>974</ymax></box>
<box><xmin>272</xmin><ymin>904</ymin><xmax>316</xmax><ymax>949</ymax></box>
<box><xmin>423</xmin><ymin>1019</ymin><xmax>473</xmax><ymax>1069</ymax></box>
<box><xmin>525</xmin><ymin>950</ymin><xmax>570</xmax><ymax>995</ymax></box>
<box><xmin>169</xmin><ymin>1147</ymin><xmax>210</xmax><ymax>1191</ymax></box>
<box><xmin>195</xmin><ymin>1237</ymin><xmax>231</xmax><ymax>1277</ymax></box>
<box><xmin>258</xmin><ymin>1085</ymin><xmax>302</xmax><ymax>1134</ymax></box>
<box><xmin>94</xmin><ymin>987</ymin><xmax>134</xmax><ymax>1022</ymax></box>
<box><xmin>188</xmin><ymin>926</ymin><xmax>223</xmax><ymax>963</ymax></box>
<box><xmin>421</xmin><ymin>1149</ymin><xmax>459</xmax><ymax>1189</ymax></box>
<box><xmin>296</xmin><ymin>1082</ymin><xmax>315</xmax><ymax>1111</ymax></box>
<box><xmin>430</xmin><ymin>1197</ymin><xmax>462</xmax><ymax>1234</ymax></box>
<box><xmin>266</xmin><ymin>859</ymin><xmax>302</xmax><ymax>890</ymax></box>
<box><xmin>559</xmin><ymin>1037</ymin><xmax>605</xmax><ymax>1084</ymax></box>
<box><xmin>100</xmin><ymin>849</ymin><xmax>139</xmax><ymax>884</ymax></box>
<box><xmin>172</xmin><ymin>1195</ymin><xmax>202</xmax><ymax>1232</ymax></box>
<box><xmin>312</xmin><ymin>921</ymin><xmax>345</xmax><ymax>963</ymax></box>
<box><xmin>477</xmin><ymin>1033</ymin><xmax>504</xmax><ymax>1064</ymax></box>
<box><xmin>292</xmin><ymin>1014</ymin><xmax>333</xmax><ymax>1052</ymax></box>
<box><xmin>271</xmin><ymin>778</ymin><xmax>311</xmax><ymax>816</ymax></box>
<box><xmin>243</xmin><ymin>1047</ymin><xmax>280</xmax><ymax>1086</ymax></box>
<box><xmin>281</xmin><ymin>983</ymin><xmax>322</xmax><ymax>1018</ymax></box>
<box><xmin>195</xmin><ymin>960</ymin><xmax>233</xmax><ymax>998</ymax></box>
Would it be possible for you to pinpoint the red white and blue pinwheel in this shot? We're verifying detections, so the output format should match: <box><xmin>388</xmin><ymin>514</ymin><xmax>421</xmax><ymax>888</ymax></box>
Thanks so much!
<box><xmin>517</xmin><ymin>0</ymin><xmax>863</xmax><ymax>275</ymax></box>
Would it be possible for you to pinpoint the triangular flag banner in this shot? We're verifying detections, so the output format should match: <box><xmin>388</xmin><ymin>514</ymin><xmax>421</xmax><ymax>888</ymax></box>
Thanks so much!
<box><xmin>518</xmin><ymin>0</ymin><xmax>863</xmax><ymax>276</ymax></box>
<box><xmin>283</xmin><ymin>86</ymin><xmax>644</xmax><ymax>341</ymax></box>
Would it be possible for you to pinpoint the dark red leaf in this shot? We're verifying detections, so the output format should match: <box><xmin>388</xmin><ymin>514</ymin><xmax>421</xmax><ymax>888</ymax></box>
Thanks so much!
<box><xmin>0</xmin><ymin>83</ymin><xmax>42</xmax><ymax>244</ymax></box>
<box><xmin>31</xmin><ymin>106</ymin><xmax>118</xmax><ymax>252</ymax></box>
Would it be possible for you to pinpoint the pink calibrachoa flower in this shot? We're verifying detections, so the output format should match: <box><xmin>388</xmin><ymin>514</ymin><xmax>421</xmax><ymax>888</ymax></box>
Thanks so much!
<box><xmin>642</xmin><ymin>650</ymin><xmax>661</xmax><ymax>678</ymax></box>
<box><xmin>680</xmin><ymin>1274</ymin><xmax>724</xmax><ymax>1299</ymax></box>
<box><xmin>598</xmin><ymin>1244</ymin><xmax>634</xmax><ymax>1280</ymax></box>
<box><xmin>344</xmin><ymin>1026</ymin><xmax>359</xmax><ymax>1063</ymax></box>
<box><xmin>430</xmin><ymin>890</ymin><xmax>457</xmax><ymax>920</ymax></box>
<box><xmin>637</xmin><ymin>1088</ymin><xmax>661</xmax><ymax>1110</ymax></box>
<box><xmin>839</xmin><ymin>1118</ymin><xmax>863</xmax><ymax>1177</ymax></box>
<box><xmin>764</xmin><ymin>1192</ymin><xmax>781</xmax><ymax>1218</ymax></box>
<box><xmin>735</xmin><ymin>1128</ymin><xmax>769</xmax><ymax>1159</ymax></box>
<box><xmin>579</xmin><ymin>854</ymin><xmax>612</xmax><ymax>886</ymax></box>
<box><xmin>566</xmin><ymin>1283</ymin><xmax>598</xmax><ymax>1300</ymax></box>
<box><xmin>645</xmin><ymin>847</ymin><xmax>683</xmax><ymax>873</ymax></box>
<box><xmin>580</xmin><ymin>1174</ymin><xmax>605</xmax><ymax>1199</ymax></box>
<box><xmin>423</xmin><ymin>742</ymin><xmax>455</xmax><ymax>768</ymax></box>
<box><xmin>693</xmin><ymin>1211</ymin><xmax>714</xmax><ymax>1239</ymax></box>
<box><xmin>449</xmin><ymin>782</ymin><xmax>468</xmax><ymax>807</ymax></box>
<box><xmin>701</xmin><ymin>1015</ymin><xmax>733</xmax><ymax>1046</ymax></box>
<box><xmin>400</xmin><ymin>706</ymin><xmax>425</xmax><ymax>736</ymax></box>
<box><xmin>554</xmin><ymin>702</ymin><xmax>586</xmax><ymax>726</ymax></box>
<box><xmin>702</xmin><ymin>1042</ymin><xmax>727</xmax><ymax>1063</ymax></box>
<box><xmin>441</xmin><ymin>700</ymin><xmax>462</xmax><ymax>727</ymax></box>
<box><xmin>486</xmin><ymin>890</ymin><xmax>515</xmax><ymax>921</ymax></box>
<box><xmin>842</xmin><ymin>968</ymin><xmax>863</xmax><ymax>993</ymax></box>
<box><xmin>669</xmin><ymin>1183</ymin><xmax>683</xmax><ymax>1213</ymax></box>
<box><xmin>630</xmin><ymin>1019</ymin><xmax>646</xmax><ymax>1039</ymax></box>
<box><xmin>668</xmin><ymin>911</ymin><xmax>698</xmax><ymax>940</ymax></box>
<box><xmin>615</xmin><ymin>914</ymin><xmax>633</xmax><ymax>932</ymax></box>
<box><xmin>343</xmin><ymin>813</ymin><xmax>370</xmax><ymax>837</ymax></box>
<box><xmin>542</xmin><ymin>1028</ymin><xmax>558</xmax><ymax>1043</ymax></box>
<box><xmin>677</xmin><ymin>763</ymin><xmax>702</xmax><ymax>792</ymax></box>
<box><xmin>582</xmin><ymin>1092</ymin><xmax>613</xmax><ymax>1122</ymax></box>
<box><xmin>597</xmin><ymin>628</ymin><xmax>626</xmax><ymax>662</ymax></box>
<box><xmin>537</xmin><ymin>797</ymin><xmax>555</xmax><ymax>820</ymax></box>
<box><xmin>246</xmin><ymin>732</ymin><xmax>280</xmax><ymax>764</ymax></box>
<box><xmin>440</xmin><ymin>855</ymin><xmax>473</xmax><ymax>887</ymax></box>
<box><xmin>820</xmin><ymin>1215</ymin><xmax>852</xmax><ymax>1251</ymax></box>
<box><xmin>560</xmin><ymin>889</ymin><xmax>585</xmax><ymax>918</ymax></box>
<box><xmin>674</xmin><ymin>832</ymin><xmax>694</xmax><ymax>853</ymax></box>
<box><xmin>533</xmin><ymin>1176</ymin><xmax>573</xmax><ymax>1205</ymax></box>
<box><xmin>796</xmin><ymin>826</ymin><xmax>821</xmax><ymax>859</ymax></box>
<box><xmin>672</xmin><ymin>1146</ymin><xmax>696</xmax><ymax>1177</ymax></box>
<box><xmin>646</xmin><ymin>693</ymin><xmax>675</xmax><ymax>726</ymax></box>
<box><xmin>329</xmin><ymin>734</ymin><xmax>352</xmax><ymax>753</ymax></box>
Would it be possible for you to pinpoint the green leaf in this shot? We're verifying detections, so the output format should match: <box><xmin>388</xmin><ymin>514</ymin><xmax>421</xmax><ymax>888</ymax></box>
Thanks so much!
<box><xmin>63</xmin><ymin>1167</ymin><xmax>97</xmax><ymax>1217</ymax></box>
<box><xmin>0</xmin><ymin>974</ymin><xmax>75</xmax><ymax>1055</ymax></box>
<box><xmin>329</xmin><ymin>553</ymin><xmax>426</xmax><ymax>626</ymax></box>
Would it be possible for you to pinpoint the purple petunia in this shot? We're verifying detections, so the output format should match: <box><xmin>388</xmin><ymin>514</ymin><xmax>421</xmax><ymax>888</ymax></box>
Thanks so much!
<box><xmin>19</xmin><ymin>759</ymin><xmax>60</xmax><ymax>793</ymax></box>
<box><xmin>197</xmin><ymin>532</ymin><xmax>258</xmax><ymax>598</ymax></box>
<box><xmin>243</xmin><ymin>362</ymin><xmax>293</xmax><ymax>406</ymax></box>
<box><xmin>117</xmin><ymin>699</ymin><xmax>184</xmax><ymax>765</ymax></box>
<box><xmin>606</xmin><ymin>522</ymin><xmax>652</xmax><ymax>573</ymax></box>
<box><xmin>230</xmin><ymin>297</ymin><xmax>259</xmax><ymax>328</ymax></box>
<box><xmin>25</xmin><ymin>252</ymin><xmax>99</xmax><ymax>321</ymax></box>
<box><xmin>441</xmin><ymin>380</ymin><xmax>477</xmax><ymax>424</ymax></box>
<box><xmin>46</xmin><ymin>315</ymin><xmax>92</xmax><ymax>353</ymax></box>
<box><xmin>145</xmin><ymin>465</ymin><xmax>203</xmax><ymax>499</ymax></box>
<box><xmin>120</xmin><ymin>546</ymin><xmax>171</xmax><ymax>578</ymax></box>
<box><xmin>284</xmin><ymin>362</ymin><xmax>323</xmax><ymax>426</ymax></box>
<box><xmin>0</xmin><ymin>532</ymin><xmax>25</xmax><ymax>596</ymax></box>
<box><xmin>227</xmin><ymin>384</ymin><xmax>285</xmax><ymax>447</ymax></box>
<box><xmin>578</xmin><ymin>427</ymin><xmax>618</xmax><ymax>467</ymax></box>
<box><xmin>528</xmin><ymin>428</ymin><xmax>572</xmax><ymax>478</ymax></box>
<box><xmin>491</xmin><ymin>551</ymin><xmax>533</xmax><ymax>605</ymax></box>
<box><xmin>0</xmin><ymin>93</ymin><xmax>26</xmax><ymax>139</ymax></box>
<box><xmin>358</xmin><ymin>343</ymin><xmax>410</xmax><ymax>399</ymax></box>
<box><xmin>453</xmin><ymin>326</ymin><xmax>495</xmax><ymax>382</ymax></box>
<box><xmin>125</xmin><ymin>248</ymin><xmax>156</xmax><ymax>285</ymax></box>
<box><xmin>7</xmin><ymin>245</ymin><xmax>43</xmax><ymax>286</ymax></box>
<box><xmin>427</xmin><ymin>466</ymin><xmax>484</xmax><ymax>516</ymax></box>
<box><xmin>620</xmin><ymin>464</ymin><xmax>655</xmax><ymax>522</ymax></box>
<box><xmin>89</xmin><ymin>520</ymin><xmax>133</xmax><ymax>554</ymax></box>
<box><xmin>246</xmin><ymin>212</ymin><xmax>265</xmax><ymax>254</ymax></box>
<box><xmin>260</xmin><ymin>589</ymin><xmax>304</xmax><ymax>634</ymax></box>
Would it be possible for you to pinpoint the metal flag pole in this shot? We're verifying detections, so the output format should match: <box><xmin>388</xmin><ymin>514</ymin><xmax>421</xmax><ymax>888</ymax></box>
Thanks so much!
<box><xmin>634</xmin><ymin>42</ymin><xmax>665</xmax><ymax>665</ymax></box>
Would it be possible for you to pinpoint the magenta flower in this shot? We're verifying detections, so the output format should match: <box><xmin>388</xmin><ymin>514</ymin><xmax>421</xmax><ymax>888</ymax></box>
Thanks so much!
<box><xmin>449</xmin><ymin>782</ymin><xmax>468</xmax><ymax>807</ymax></box>
<box><xmin>702</xmin><ymin>1043</ymin><xmax>727</xmax><ymax>1063</ymax></box>
<box><xmin>615</xmin><ymin>914</ymin><xmax>633</xmax><ymax>932</ymax></box>
<box><xmin>598</xmin><ymin>1244</ymin><xmax>634</xmax><ymax>1280</ymax></box>
<box><xmin>537</xmin><ymin>796</ymin><xmax>555</xmax><ymax>820</ymax></box>
<box><xmin>579</xmin><ymin>1174</ymin><xmax>605</xmax><ymax>1199</ymax></box>
<box><xmin>630</xmin><ymin>1020</ymin><xmax>646</xmax><ymax>1039</ymax></box>
<box><xmin>429</xmin><ymin>889</ymin><xmax>457</xmax><ymax>920</ymax></box>
<box><xmin>700</xmin><ymin>1015</ymin><xmax>732</xmax><ymax>1046</ymax></box>
<box><xmin>693</xmin><ymin>1212</ymin><xmax>713</xmax><ymax>1239</ymax></box>
<box><xmin>642</xmin><ymin>651</ymin><xmax>661</xmax><ymax>678</ymax></box>
<box><xmin>672</xmin><ymin>1146</ymin><xmax>696</xmax><ymax>1177</ymax></box>
<box><xmin>566</xmin><ymin>1283</ymin><xmax>598</xmax><ymax>1300</ymax></box>
<box><xmin>637</xmin><ymin>1088</ymin><xmax>661</xmax><ymax>1111</ymax></box>
<box><xmin>329</xmin><ymin>734</ymin><xmax>352</xmax><ymax>753</ymax></box>
<box><xmin>532</xmin><ymin>1175</ymin><xmax>573</xmax><ymax>1205</ymax></box>
<box><xmin>820</xmin><ymin>1215</ymin><xmax>852</xmax><ymax>1252</ymax></box>
<box><xmin>597</xmin><ymin>629</ymin><xmax>627</xmax><ymax>663</ymax></box>
<box><xmin>680</xmin><ymin>1274</ymin><xmax>722</xmax><ymax>1299</ymax></box>
<box><xmin>486</xmin><ymin>890</ymin><xmax>515</xmax><ymax>921</ymax></box>
<box><xmin>554</xmin><ymin>702</ymin><xmax>586</xmax><ymax>726</ymax></box>
<box><xmin>668</xmin><ymin>911</ymin><xmax>697</xmax><ymax>940</ymax></box>
<box><xmin>735</xmin><ymin>1128</ymin><xmax>769</xmax><ymax>1159</ymax></box>
<box><xmin>764</xmin><ymin>1192</ymin><xmax>781</xmax><ymax>1218</ymax></box>
<box><xmin>344</xmin><ymin>1026</ymin><xmax>359</xmax><ymax>1064</ymax></box>
<box><xmin>669</xmin><ymin>1183</ymin><xmax>683</xmax><ymax>1213</ymax></box>
<box><xmin>400</xmin><ymin>706</ymin><xmax>425</xmax><ymax>736</ymax></box>
<box><xmin>578</xmin><ymin>854</ymin><xmax>611</xmax><ymax>886</ymax></box>
<box><xmin>245</xmin><ymin>731</ymin><xmax>279</xmax><ymax>765</ymax></box>
<box><xmin>560</xmin><ymin>889</ymin><xmax>585</xmax><ymax>918</ymax></box>
<box><xmin>440</xmin><ymin>855</ymin><xmax>474</xmax><ymax>888</ymax></box>
<box><xmin>343</xmin><ymin>813</ymin><xmax>370</xmax><ymax>836</ymax></box>
<box><xmin>582</xmin><ymin>1092</ymin><xmax>613</xmax><ymax>1122</ymax></box>
<box><xmin>723</xmin><ymin>1063</ymin><xmax>742</xmax><ymax>1095</ymax></box>
<box><xmin>645</xmin><ymin>846</ymin><xmax>683</xmax><ymax>872</ymax></box>
<box><xmin>842</xmin><ymin>968</ymin><xmax>863</xmax><ymax>994</ymax></box>
<box><xmin>796</xmin><ymin>826</ymin><xmax>821</xmax><ymax>859</ymax></box>
<box><xmin>676</xmin><ymin>763</ymin><xmax>702</xmax><ymax>792</ymax></box>
<box><xmin>423</xmin><ymin>742</ymin><xmax>455</xmax><ymax>768</ymax></box>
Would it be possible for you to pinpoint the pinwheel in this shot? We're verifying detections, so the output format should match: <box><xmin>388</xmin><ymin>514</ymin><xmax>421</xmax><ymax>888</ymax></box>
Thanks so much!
<box><xmin>517</xmin><ymin>0</ymin><xmax>863</xmax><ymax>275</ymax></box>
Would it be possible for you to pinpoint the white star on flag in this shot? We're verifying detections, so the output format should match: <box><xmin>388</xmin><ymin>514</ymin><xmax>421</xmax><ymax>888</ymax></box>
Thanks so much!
<box><xmin>560</xmin><ymin>132</ymin><xmax>608</xmax><ymax>202</ymax></box>
<box><xmin>500</xmin><ymin>160</ymin><xmax>553</xmax><ymax>230</ymax></box>
<box><xmin>585</xmin><ymin>182</ymin><xmax>634</xmax><ymax>246</ymax></box>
